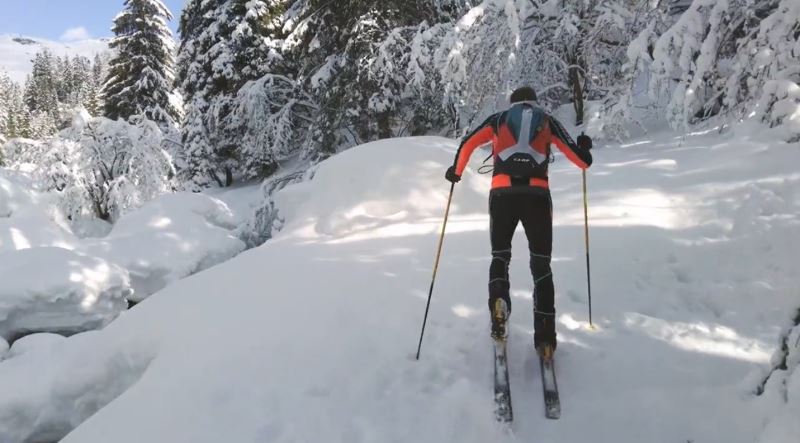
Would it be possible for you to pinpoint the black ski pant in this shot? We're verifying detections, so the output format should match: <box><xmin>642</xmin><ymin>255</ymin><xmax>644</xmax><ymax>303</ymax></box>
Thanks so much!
<box><xmin>488</xmin><ymin>191</ymin><xmax>556</xmax><ymax>348</ymax></box>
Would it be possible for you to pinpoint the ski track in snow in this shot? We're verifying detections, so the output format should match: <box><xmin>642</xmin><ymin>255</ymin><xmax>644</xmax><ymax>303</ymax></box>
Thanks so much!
<box><xmin>1</xmin><ymin>131</ymin><xmax>799</xmax><ymax>443</ymax></box>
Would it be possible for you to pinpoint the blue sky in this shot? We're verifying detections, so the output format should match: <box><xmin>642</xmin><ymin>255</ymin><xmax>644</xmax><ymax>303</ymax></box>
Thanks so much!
<box><xmin>0</xmin><ymin>0</ymin><xmax>186</xmax><ymax>41</ymax></box>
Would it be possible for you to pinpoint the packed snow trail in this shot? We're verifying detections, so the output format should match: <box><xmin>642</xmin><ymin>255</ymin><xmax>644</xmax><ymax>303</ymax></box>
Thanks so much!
<box><xmin>2</xmin><ymin>132</ymin><xmax>798</xmax><ymax>443</ymax></box>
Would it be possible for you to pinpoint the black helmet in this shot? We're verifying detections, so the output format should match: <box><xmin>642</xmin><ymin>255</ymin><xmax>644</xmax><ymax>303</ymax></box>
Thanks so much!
<box><xmin>510</xmin><ymin>86</ymin><xmax>537</xmax><ymax>103</ymax></box>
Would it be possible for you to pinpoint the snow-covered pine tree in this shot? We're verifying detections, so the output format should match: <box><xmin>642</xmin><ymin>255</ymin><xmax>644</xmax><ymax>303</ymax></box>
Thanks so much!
<box><xmin>0</xmin><ymin>73</ymin><xmax>10</xmax><ymax>147</ymax></box>
<box><xmin>279</xmin><ymin>0</ymin><xmax>452</xmax><ymax>155</ymax></box>
<box><xmin>725</xmin><ymin>0</ymin><xmax>800</xmax><ymax>141</ymax></box>
<box><xmin>178</xmin><ymin>0</ymin><xmax>287</xmax><ymax>187</ymax></box>
<box><xmin>86</xmin><ymin>54</ymin><xmax>108</xmax><ymax>117</ymax></box>
<box><xmin>176</xmin><ymin>0</ymin><xmax>221</xmax><ymax>188</ymax></box>
<box><xmin>0</xmin><ymin>74</ymin><xmax>28</xmax><ymax>140</ymax></box>
<box><xmin>103</xmin><ymin>0</ymin><xmax>180</xmax><ymax>128</ymax></box>
<box><xmin>209</xmin><ymin>0</ymin><xmax>289</xmax><ymax>180</ymax></box>
<box><xmin>68</xmin><ymin>56</ymin><xmax>94</xmax><ymax>109</ymax></box>
<box><xmin>55</xmin><ymin>56</ymin><xmax>73</xmax><ymax>104</ymax></box>
<box><xmin>644</xmin><ymin>0</ymin><xmax>798</xmax><ymax>140</ymax></box>
<box><xmin>592</xmin><ymin>1</ymin><xmax>672</xmax><ymax>138</ymax></box>
<box><xmin>649</xmin><ymin>0</ymin><xmax>741</xmax><ymax>128</ymax></box>
<box><xmin>667</xmin><ymin>0</ymin><xmax>693</xmax><ymax>16</ymax></box>
<box><xmin>23</xmin><ymin>50</ymin><xmax>60</xmax><ymax>136</ymax></box>
<box><xmin>0</xmin><ymin>73</ymin><xmax>12</xmax><ymax>143</ymax></box>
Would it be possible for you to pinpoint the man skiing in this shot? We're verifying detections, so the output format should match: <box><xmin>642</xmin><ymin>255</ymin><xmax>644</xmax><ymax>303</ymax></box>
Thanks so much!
<box><xmin>445</xmin><ymin>86</ymin><xmax>593</xmax><ymax>360</ymax></box>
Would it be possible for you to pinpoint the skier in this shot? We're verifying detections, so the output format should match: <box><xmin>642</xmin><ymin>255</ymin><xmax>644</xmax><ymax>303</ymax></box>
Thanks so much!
<box><xmin>445</xmin><ymin>86</ymin><xmax>593</xmax><ymax>360</ymax></box>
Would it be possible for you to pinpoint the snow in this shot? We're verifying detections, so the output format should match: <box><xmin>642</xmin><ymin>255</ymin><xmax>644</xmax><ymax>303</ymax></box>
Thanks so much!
<box><xmin>0</xmin><ymin>35</ymin><xmax>108</xmax><ymax>84</ymax></box>
<box><xmin>0</xmin><ymin>166</ymin><xmax>253</xmax><ymax>340</ymax></box>
<box><xmin>0</xmin><ymin>169</ymin><xmax>80</xmax><ymax>253</ymax></box>
<box><xmin>0</xmin><ymin>247</ymin><xmax>130</xmax><ymax>342</ymax></box>
<box><xmin>5</xmin><ymin>332</ymin><xmax>66</xmax><ymax>359</ymax></box>
<box><xmin>82</xmin><ymin>192</ymin><xmax>247</xmax><ymax>301</ymax></box>
<box><xmin>0</xmin><ymin>127</ymin><xmax>797</xmax><ymax>442</ymax></box>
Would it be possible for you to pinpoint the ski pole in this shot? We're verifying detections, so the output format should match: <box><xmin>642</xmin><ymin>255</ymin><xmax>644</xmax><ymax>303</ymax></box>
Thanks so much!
<box><xmin>416</xmin><ymin>182</ymin><xmax>455</xmax><ymax>360</ymax></box>
<box><xmin>582</xmin><ymin>169</ymin><xmax>593</xmax><ymax>327</ymax></box>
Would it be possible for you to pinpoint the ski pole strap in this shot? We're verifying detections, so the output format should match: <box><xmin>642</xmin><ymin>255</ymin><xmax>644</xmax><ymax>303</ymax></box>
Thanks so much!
<box><xmin>478</xmin><ymin>152</ymin><xmax>494</xmax><ymax>174</ymax></box>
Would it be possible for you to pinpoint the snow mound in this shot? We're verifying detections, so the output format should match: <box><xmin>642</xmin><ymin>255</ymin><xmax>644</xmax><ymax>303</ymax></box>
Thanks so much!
<box><xmin>0</xmin><ymin>168</ymin><xmax>79</xmax><ymax>254</ymax></box>
<box><xmin>84</xmin><ymin>192</ymin><xmax>247</xmax><ymax>301</ymax></box>
<box><xmin>5</xmin><ymin>332</ymin><xmax>66</xmax><ymax>359</ymax></box>
<box><xmin>0</xmin><ymin>169</ymin><xmax>36</xmax><ymax>217</ymax></box>
<box><xmin>2</xmin><ymin>167</ymin><xmax>249</xmax><ymax>302</ymax></box>
<box><xmin>0</xmin><ymin>247</ymin><xmax>131</xmax><ymax>341</ymax></box>
<box><xmin>0</xmin><ymin>329</ymin><xmax>155</xmax><ymax>443</ymax></box>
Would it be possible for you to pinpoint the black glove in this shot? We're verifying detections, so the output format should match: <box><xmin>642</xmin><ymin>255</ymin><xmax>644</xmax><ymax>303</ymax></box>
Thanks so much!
<box><xmin>445</xmin><ymin>165</ymin><xmax>461</xmax><ymax>183</ymax></box>
<box><xmin>577</xmin><ymin>133</ymin><xmax>593</xmax><ymax>150</ymax></box>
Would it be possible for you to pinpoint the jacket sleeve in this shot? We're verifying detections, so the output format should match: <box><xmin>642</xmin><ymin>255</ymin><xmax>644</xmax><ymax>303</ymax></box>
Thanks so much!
<box><xmin>453</xmin><ymin>113</ymin><xmax>497</xmax><ymax>176</ymax></box>
<box><xmin>549</xmin><ymin>117</ymin><xmax>592</xmax><ymax>169</ymax></box>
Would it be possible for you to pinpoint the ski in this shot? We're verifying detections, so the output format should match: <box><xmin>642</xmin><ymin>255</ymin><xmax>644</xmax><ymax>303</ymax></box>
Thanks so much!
<box><xmin>493</xmin><ymin>338</ymin><xmax>513</xmax><ymax>423</ymax></box>
<box><xmin>539</xmin><ymin>353</ymin><xmax>561</xmax><ymax>419</ymax></box>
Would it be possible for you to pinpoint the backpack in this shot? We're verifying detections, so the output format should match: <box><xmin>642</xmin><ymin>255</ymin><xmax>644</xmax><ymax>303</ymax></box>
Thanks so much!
<box><xmin>492</xmin><ymin>103</ymin><xmax>550</xmax><ymax>179</ymax></box>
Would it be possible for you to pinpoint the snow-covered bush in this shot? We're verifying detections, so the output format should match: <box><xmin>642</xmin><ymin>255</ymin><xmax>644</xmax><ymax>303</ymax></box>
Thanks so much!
<box><xmin>601</xmin><ymin>0</ymin><xmax>800</xmax><ymax>140</ymax></box>
<box><xmin>5</xmin><ymin>114</ymin><xmax>176</xmax><ymax>221</ymax></box>
<box><xmin>725</xmin><ymin>0</ymin><xmax>800</xmax><ymax>141</ymax></box>
<box><xmin>213</xmin><ymin>74</ymin><xmax>318</xmax><ymax>178</ymax></box>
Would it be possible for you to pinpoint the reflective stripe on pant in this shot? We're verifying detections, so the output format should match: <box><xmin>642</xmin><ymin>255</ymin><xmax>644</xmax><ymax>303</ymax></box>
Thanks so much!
<box><xmin>488</xmin><ymin>191</ymin><xmax>556</xmax><ymax>347</ymax></box>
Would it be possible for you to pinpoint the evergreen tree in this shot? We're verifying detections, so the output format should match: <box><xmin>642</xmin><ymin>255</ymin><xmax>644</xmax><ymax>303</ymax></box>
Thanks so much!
<box><xmin>103</xmin><ymin>0</ymin><xmax>180</xmax><ymax>127</ymax></box>
<box><xmin>0</xmin><ymin>76</ymin><xmax>29</xmax><ymax>139</ymax></box>
<box><xmin>23</xmin><ymin>50</ymin><xmax>60</xmax><ymax>135</ymax></box>
<box><xmin>70</xmin><ymin>56</ymin><xmax>94</xmax><ymax>108</ymax></box>
<box><xmin>178</xmin><ymin>0</ymin><xmax>287</xmax><ymax>187</ymax></box>
<box><xmin>86</xmin><ymin>54</ymin><xmax>108</xmax><ymax>116</ymax></box>
<box><xmin>0</xmin><ymin>73</ymin><xmax>12</xmax><ymax>145</ymax></box>
<box><xmin>280</xmin><ymin>0</ymin><xmax>450</xmax><ymax>154</ymax></box>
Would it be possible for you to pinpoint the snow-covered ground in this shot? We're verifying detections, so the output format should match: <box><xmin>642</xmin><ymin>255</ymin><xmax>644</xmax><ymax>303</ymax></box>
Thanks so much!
<box><xmin>1</xmin><ymin>129</ymin><xmax>799</xmax><ymax>443</ymax></box>
<box><xmin>0</xmin><ymin>35</ymin><xmax>108</xmax><ymax>83</ymax></box>
<box><xmin>0</xmin><ymin>166</ymin><xmax>263</xmax><ymax>341</ymax></box>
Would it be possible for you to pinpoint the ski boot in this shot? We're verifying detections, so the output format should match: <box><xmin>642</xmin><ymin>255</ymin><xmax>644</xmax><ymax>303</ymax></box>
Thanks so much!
<box><xmin>490</xmin><ymin>298</ymin><xmax>509</xmax><ymax>341</ymax></box>
<box><xmin>537</xmin><ymin>342</ymin><xmax>555</xmax><ymax>362</ymax></box>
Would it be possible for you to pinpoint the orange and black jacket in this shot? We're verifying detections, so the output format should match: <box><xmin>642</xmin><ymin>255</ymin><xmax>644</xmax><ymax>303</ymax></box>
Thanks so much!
<box><xmin>452</xmin><ymin>102</ymin><xmax>592</xmax><ymax>194</ymax></box>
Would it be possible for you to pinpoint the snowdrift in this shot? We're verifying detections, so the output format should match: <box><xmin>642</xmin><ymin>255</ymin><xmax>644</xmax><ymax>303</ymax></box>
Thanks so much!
<box><xmin>0</xmin><ymin>167</ymin><xmax>249</xmax><ymax>341</ymax></box>
<box><xmin>0</xmin><ymin>131</ymin><xmax>799</xmax><ymax>443</ymax></box>
<box><xmin>0</xmin><ymin>247</ymin><xmax>130</xmax><ymax>341</ymax></box>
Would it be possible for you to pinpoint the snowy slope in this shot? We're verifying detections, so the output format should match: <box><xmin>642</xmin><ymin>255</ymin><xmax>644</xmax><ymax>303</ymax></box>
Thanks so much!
<box><xmin>1</xmin><ymin>131</ymin><xmax>799</xmax><ymax>443</ymax></box>
<box><xmin>0</xmin><ymin>35</ymin><xmax>108</xmax><ymax>83</ymax></box>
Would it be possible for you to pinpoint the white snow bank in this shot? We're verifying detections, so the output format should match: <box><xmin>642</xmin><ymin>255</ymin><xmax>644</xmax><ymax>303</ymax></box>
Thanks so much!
<box><xmin>0</xmin><ymin>169</ymin><xmax>35</xmax><ymax>218</ymax></box>
<box><xmin>2</xmin><ymin>167</ymin><xmax>249</xmax><ymax>302</ymax></box>
<box><xmin>0</xmin><ymin>169</ymin><xmax>79</xmax><ymax>254</ymax></box>
<box><xmin>84</xmin><ymin>192</ymin><xmax>247</xmax><ymax>301</ymax></box>
<box><xmin>0</xmin><ymin>247</ymin><xmax>131</xmax><ymax>341</ymax></box>
<box><xmin>5</xmin><ymin>332</ymin><xmax>66</xmax><ymax>359</ymax></box>
<box><xmin>0</xmin><ymin>328</ymin><xmax>156</xmax><ymax>443</ymax></box>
